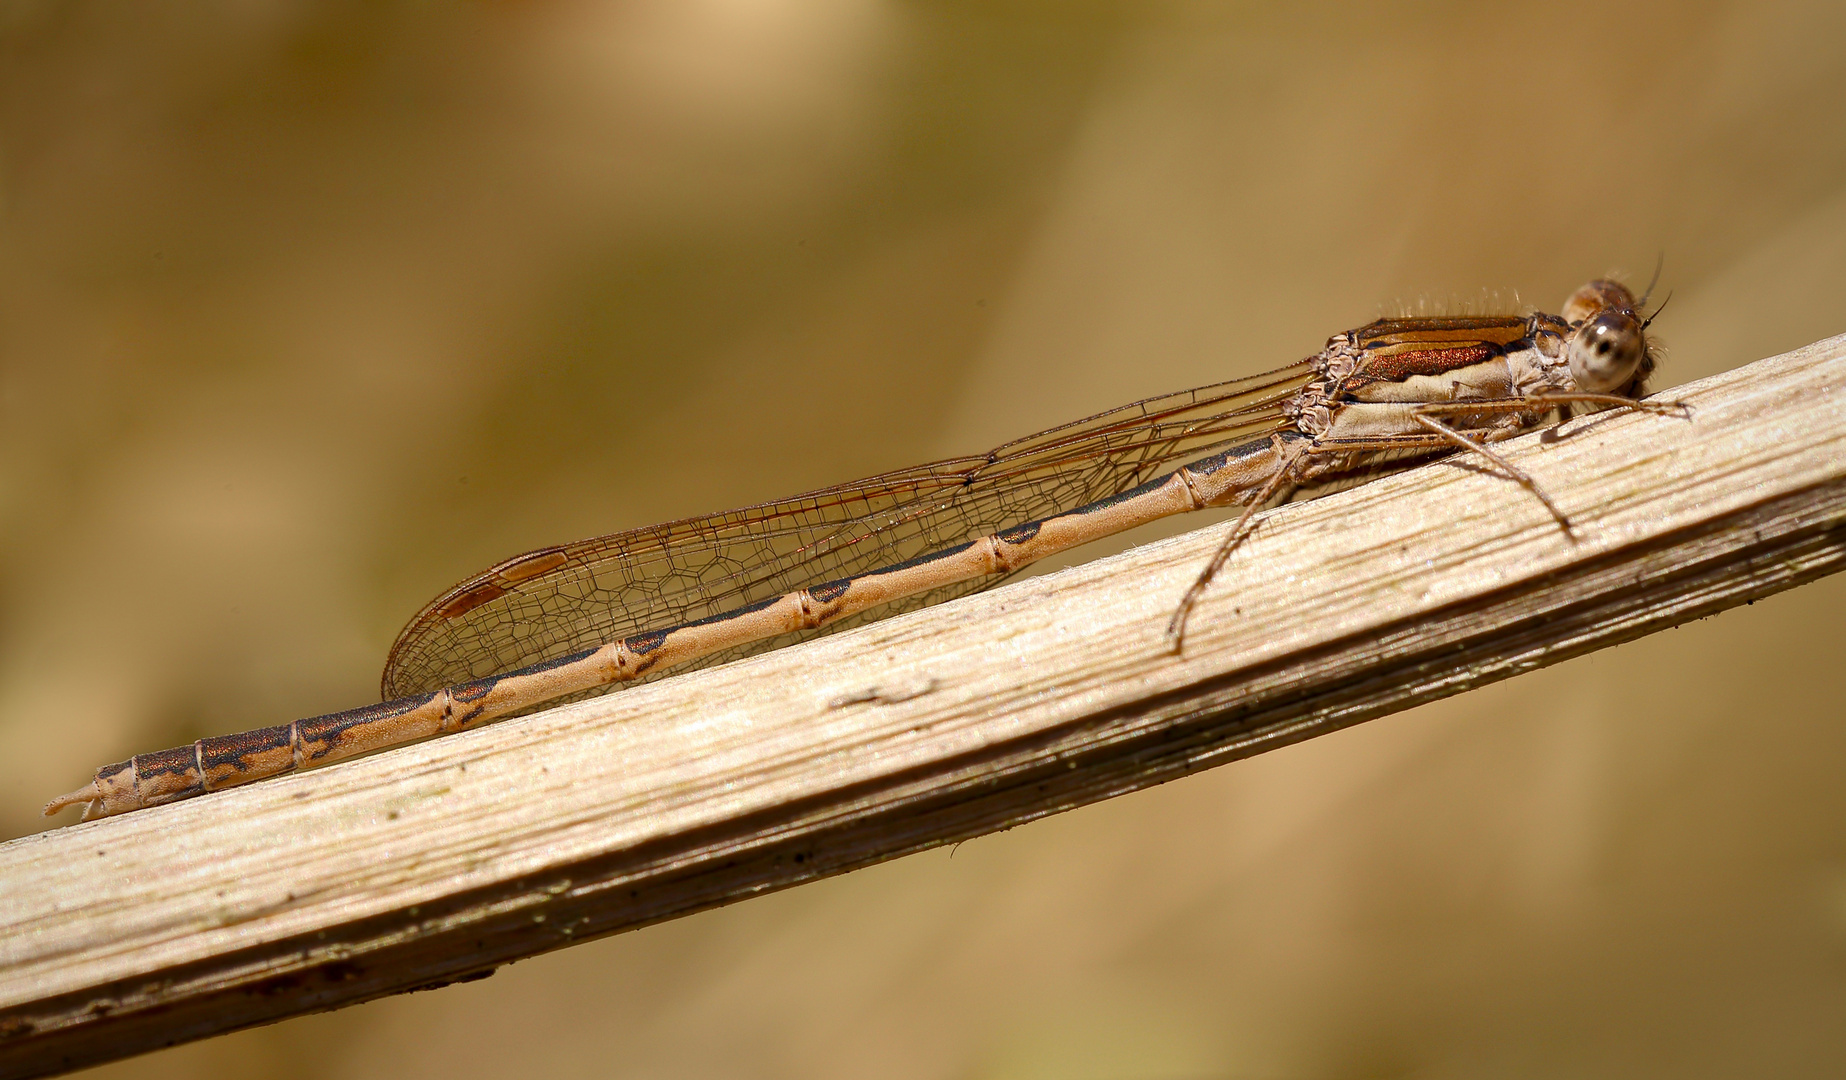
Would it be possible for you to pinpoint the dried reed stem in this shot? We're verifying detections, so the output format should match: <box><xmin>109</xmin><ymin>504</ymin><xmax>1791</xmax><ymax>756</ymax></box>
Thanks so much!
<box><xmin>3</xmin><ymin>333</ymin><xmax>1844</xmax><ymax>1079</ymax></box>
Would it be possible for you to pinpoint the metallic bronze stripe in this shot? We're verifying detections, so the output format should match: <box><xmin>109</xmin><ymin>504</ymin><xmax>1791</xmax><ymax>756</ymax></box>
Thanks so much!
<box><xmin>1358</xmin><ymin>322</ymin><xmax>1527</xmax><ymax>355</ymax></box>
<box><xmin>1360</xmin><ymin>315</ymin><xmax>1528</xmax><ymax>340</ymax></box>
<box><xmin>1356</xmin><ymin>343</ymin><xmax>1500</xmax><ymax>384</ymax></box>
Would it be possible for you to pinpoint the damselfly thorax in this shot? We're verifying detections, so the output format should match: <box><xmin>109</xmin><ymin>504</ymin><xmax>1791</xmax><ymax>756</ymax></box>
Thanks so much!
<box><xmin>46</xmin><ymin>277</ymin><xmax>1675</xmax><ymax>822</ymax></box>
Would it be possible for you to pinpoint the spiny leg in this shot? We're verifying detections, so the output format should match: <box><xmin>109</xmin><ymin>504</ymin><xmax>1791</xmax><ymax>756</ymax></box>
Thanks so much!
<box><xmin>1164</xmin><ymin>391</ymin><xmax>1683</xmax><ymax>649</ymax></box>
<box><xmin>1417</xmin><ymin>393</ymin><xmax>1692</xmax><ymax>422</ymax></box>
<box><xmin>1410</xmin><ymin>412</ymin><xmax>1571</xmax><ymax>528</ymax></box>
<box><xmin>1165</xmin><ymin>439</ymin><xmax>1308</xmax><ymax>650</ymax></box>
<box><xmin>1531</xmin><ymin>392</ymin><xmax>1691</xmax><ymax>419</ymax></box>
<box><xmin>1407</xmin><ymin>389</ymin><xmax>1692</xmax><ymax>524</ymax></box>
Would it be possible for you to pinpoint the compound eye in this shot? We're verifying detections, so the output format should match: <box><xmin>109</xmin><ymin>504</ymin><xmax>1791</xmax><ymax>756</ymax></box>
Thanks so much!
<box><xmin>1566</xmin><ymin>311</ymin><xmax>1645</xmax><ymax>393</ymax></box>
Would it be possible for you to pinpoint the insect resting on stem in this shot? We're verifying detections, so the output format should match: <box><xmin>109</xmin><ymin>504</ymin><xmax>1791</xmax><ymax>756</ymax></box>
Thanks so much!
<box><xmin>45</xmin><ymin>276</ymin><xmax>1685</xmax><ymax>822</ymax></box>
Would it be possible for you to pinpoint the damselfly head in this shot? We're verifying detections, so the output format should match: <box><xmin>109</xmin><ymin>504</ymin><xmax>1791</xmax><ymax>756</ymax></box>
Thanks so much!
<box><xmin>1564</xmin><ymin>299</ymin><xmax>1649</xmax><ymax>393</ymax></box>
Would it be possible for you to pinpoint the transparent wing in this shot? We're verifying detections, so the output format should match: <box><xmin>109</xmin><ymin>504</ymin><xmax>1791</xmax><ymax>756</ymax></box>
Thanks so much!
<box><xmin>382</xmin><ymin>361</ymin><xmax>1314</xmax><ymax>697</ymax></box>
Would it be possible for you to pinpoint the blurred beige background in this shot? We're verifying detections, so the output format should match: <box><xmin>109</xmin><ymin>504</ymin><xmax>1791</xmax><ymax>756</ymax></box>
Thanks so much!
<box><xmin>3</xmin><ymin>1</ymin><xmax>1845</xmax><ymax>1077</ymax></box>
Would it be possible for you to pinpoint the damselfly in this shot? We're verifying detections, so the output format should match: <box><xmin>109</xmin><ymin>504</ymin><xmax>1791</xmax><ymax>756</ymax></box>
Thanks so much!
<box><xmin>46</xmin><ymin>277</ymin><xmax>1681</xmax><ymax>821</ymax></box>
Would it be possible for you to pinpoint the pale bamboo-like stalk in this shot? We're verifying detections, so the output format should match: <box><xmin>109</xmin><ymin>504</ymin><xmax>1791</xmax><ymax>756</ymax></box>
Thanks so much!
<box><xmin>1</xmin><ymin>334</ymin><xmax>1844</xmax><ymax>1080</ymax></box>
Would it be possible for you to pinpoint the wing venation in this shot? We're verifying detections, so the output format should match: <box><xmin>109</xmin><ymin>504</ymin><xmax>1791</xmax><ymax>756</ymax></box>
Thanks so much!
<box><xmin>381</xmin><ymin>362</ymin><xmax>1313</xmax><ymax>698</ymax></box>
